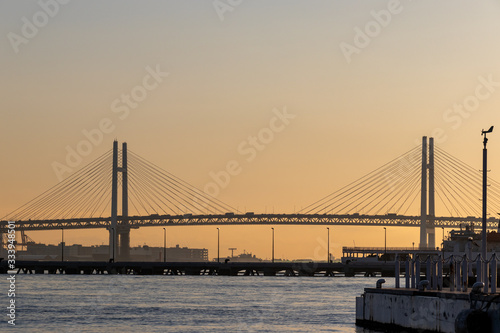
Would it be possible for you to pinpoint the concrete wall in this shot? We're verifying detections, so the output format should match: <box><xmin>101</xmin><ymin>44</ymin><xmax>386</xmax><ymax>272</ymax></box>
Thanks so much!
<box><xmin>356</xmin><ymin>288</ymin><xmax>500</xmax><ymax>333</ymax></box>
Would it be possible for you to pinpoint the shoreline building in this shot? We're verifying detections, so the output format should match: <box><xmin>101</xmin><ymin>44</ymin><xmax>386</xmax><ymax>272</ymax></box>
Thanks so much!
<box><xmin>4</xmin><ymin>242</ymin><xmax>208</xmax><ymax>262</ymax></box>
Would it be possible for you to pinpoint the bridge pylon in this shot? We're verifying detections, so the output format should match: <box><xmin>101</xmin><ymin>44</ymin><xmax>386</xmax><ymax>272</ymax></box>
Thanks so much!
<box><xmin>419</xmin><ymin>136</ymin><xmax>435</xmax><ymax>249</ymax></box>
<box><xmin>428</xmin><ymin>137</ymin><xmax>436</xmax><ymax>249</ymax></box>
<box><xmin>109</xmin><ymin>141</ymin><xmax>130</xmax><ymax>261</ymax></box>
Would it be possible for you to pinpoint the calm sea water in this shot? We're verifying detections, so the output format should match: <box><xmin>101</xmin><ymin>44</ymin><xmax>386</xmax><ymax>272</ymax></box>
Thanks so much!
<box><xmin>2</xmin><ymin>275</ymin><xmax>393</xmax><ymax>332</ymax></box>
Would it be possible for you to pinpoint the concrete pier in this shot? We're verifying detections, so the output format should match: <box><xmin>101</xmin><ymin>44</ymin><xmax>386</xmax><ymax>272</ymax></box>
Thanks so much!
<box><xmin>356</xmin><ymin>287</ymin><xmax>500</xmax><ymax>333</ymax></box>
<box><xmin>1</xmin><ymin>260</ymin><xmax>400</xmax><ymax>276</ymax></box>
<box><xmin>356</xmin><ymin>255</ymin><xmax>500</xmax><ymax>332</ymax></box>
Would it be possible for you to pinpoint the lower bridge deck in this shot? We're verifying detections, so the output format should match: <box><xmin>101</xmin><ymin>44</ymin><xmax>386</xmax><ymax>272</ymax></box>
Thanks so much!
<box><xmin>1</xmin><ymin>260</ymin><xmax>400</xmax><ymax>277</ymax></box>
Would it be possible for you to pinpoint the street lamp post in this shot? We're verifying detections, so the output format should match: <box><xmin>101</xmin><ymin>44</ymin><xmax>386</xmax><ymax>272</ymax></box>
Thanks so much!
<box><xmin>163</xmin><ymin>228</ymin><xmax>166</xmax><ymax>263</ymax></box>
<box><xmin>481</xmin><ymin>126</ymin><xmax>494</xmax><ymax>269</ymax></box>
<box><xmin>271</xmin><ymin>227</ymin><xmax>275</xmax><ymax>263</ymax></box>
<box><xmin>61</xmin><ymin>228</ymin><xmax>64</xmax><ymax>262</ymax></box>
<box><xmin>217</xmin><ymin>228</ymin><xmax>220</xmax><ymax>263</ymax></box>
<box><xmin>479</xmin><ymin>126</ymin><xmax>494</xmax><ymax>286</ymax></box>
<box><xmin>327</xmin><ymin>227</ymin><xmax>330</xmax><ymax>263</ymax></box>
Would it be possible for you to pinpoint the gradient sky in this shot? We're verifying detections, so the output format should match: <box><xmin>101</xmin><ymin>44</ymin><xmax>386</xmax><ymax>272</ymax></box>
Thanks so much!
<box><xmin>2</xmin><ymin>0</ymin><xmax>500</xmax><ymax>260</ymax></box>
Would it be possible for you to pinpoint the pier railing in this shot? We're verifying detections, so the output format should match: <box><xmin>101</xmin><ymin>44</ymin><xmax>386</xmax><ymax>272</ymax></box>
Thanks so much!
<box><xmin>344</xmin><ymin>247</ymin><xmax>438</xmax><ymax>252</ymax></box>
<box><xmin>396</xmin><ymin>254</ymin><xmax>498</xmax><ymax>293</ymax></box>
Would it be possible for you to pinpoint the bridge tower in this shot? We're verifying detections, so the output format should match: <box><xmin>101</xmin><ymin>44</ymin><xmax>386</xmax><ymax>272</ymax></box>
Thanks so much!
<box><xmin>109</xmin><ymin>141</ymin><xmax>130</xmax><ymax>261</ymax></box>
<box><xmin>419</xmin><ymin>137</ymin><xmax>427</xmax><ymax>248</ymax></box>
<box><xmin>428</xmin><ymin>137</ymin><xmax>436</xmax><ymax>248</ymax></box>
<box><xmin>419</xmin><ymin>136</ymin><xmax>435</xmax><ymax>249</ymax></box>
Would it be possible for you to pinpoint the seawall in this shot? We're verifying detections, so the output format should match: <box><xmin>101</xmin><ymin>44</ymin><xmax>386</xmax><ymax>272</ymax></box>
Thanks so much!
<box><xmin>356</xmin><ymin>287</ymin><xmax>500</xmax><ymax>333</ymax></box>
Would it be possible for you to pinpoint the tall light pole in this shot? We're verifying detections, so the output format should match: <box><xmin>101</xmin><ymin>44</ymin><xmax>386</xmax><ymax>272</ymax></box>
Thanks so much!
<box><xmin>163</xmin><ymin>228</ymin><xmax>166</xmax><ymax>263</ymax></box>
<box><xmin>217</xmin><ymin>228</ymin><xmax>220</xmax><ymax>263</ymax></box>
<box><xmin>327</xmin><ymin>227</ymin><xmax>330</xmax><ymax>263</ymax></box>
<box><xmin>482</xmin><ymin>126</ymin><xmax>494</xmax><ymax>268</ymax></box>
<box><xmin>61</xmin><ymin>228</ymin><xmax>64</xmax><ymax>262</ymax></box>
<box><xmin>383</xmin><ymin>227</ymin><xmax>387</xmax><ymax>262</ymax></box>
<box><xmin>271</xmin><ymin>227</ymin><xmax>275</xmax><ymax>263</ymax></box>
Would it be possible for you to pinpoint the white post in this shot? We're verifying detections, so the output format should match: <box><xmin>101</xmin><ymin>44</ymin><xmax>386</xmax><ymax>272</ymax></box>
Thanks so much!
<box><xmin>395</xmin><ymin>259</ymin><xmax>400</xmax><ymax>288</ymax></box>
<box><xmin>450</xmin><ymin>256</ymin><xmax>455</xmax><ymax>292</ymax></box>
<box><xmin>476</xmin><ymin>255</ymin><xmax>482</xmax><ymax>287</ymax></box>
<box><xmin>455</xmin><ymin>258</ymin><xmax>461</xmax><ymax>292</ymax></box>
<box><xmin>485</xmin><ymin>260</ymin><xmax>490</xmax><ymax>294</ymax></box>
<box><xmin>411</xmin><ymin>259</ymin><xmax>416</xmax><ymax>289</ymax></box>
<box><xmin>437</xmin><ymin>256</ymin><xmax>443</xmax><ymax>291</ymax></box>
<box><xmin>491</xmin><ymin>254</ymin><xmax>497</xmax><ymax>294</ymax></box>
<box><xmin>405</xmin><ymin>258</ymin><xmax>410</xmax><ymax>289</ymax></box>
<box><xmin>432</xmin><ymin>260</ymin><xmax>437</xmax><ymax>290</ymax></box>
<box><xmin>462</xmin><ymin>256</ymin><xmax>468</xmax><ymax>292</ymax></box>
<box><xmin>415</xmin><ymin>255</ymin><xmax>421</xmax><ymax>285</ymax></box>
<box><xmin>426</xmin><ymin>257</ymin><xmax>431</xmax><ymax>282</ymax></box>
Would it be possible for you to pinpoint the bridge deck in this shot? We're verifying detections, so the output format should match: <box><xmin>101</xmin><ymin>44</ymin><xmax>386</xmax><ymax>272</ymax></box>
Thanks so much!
<box><xmin>1</xmin><ymin>213</ymin><xmax>496</xmax><ymax>230</ymax></box>
<box><xmin>2</xmin><ymin>260</ymin><xmax>399</xmax><ymax>276</ymax></box>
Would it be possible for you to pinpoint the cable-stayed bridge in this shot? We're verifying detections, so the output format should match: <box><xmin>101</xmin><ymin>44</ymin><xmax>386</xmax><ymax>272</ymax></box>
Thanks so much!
<box><xmin>3</xmin><ymin>137</ymin><xmax>500</xmax><ymax>260</ymax></box>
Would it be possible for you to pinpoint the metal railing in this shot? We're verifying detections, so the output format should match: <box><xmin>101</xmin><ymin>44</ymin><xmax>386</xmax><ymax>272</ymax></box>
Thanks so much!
<box><xmin>395</xmin><ymin>254</ymin><xmax>498</xmax><ymax>293</ymax></box>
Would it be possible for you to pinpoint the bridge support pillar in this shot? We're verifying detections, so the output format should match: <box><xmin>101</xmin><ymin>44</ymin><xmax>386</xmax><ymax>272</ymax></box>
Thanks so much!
<box><xmin>420</xmin><ymin>136</ymin><xmax>436</xmax><ymax>249</ymax></box>
<box><xmin>108</xmin><ymin>228</ymin><xmax>116</xmax><ymax>262</ymax></box>
<box><xmin>110</xmin><ymin>141</ymin><xmax>119</xmax><ymax>260</ymax></box>
<box><xmin>119</xmin><ymin>142</ymin><xmax>130</xmax><ymax>261</ymax></box>
<box><xmin>427</xmin><ymin>137</ymin><xmax>435</xmax><ymax>249</ymax></box>
<box><xmin>420</xmin><ymin>137</ymin><xmax>427</xmax><ymax>249</ymax></box>
<box><xmin>118</xmin><ymin>226</ymin><xmax>130</xmax><ymax>261</ymax></box>
<box><xmin>109</xmin><ymin>141</ymin><xmax>130</xmax><ymax>262</ymax></box>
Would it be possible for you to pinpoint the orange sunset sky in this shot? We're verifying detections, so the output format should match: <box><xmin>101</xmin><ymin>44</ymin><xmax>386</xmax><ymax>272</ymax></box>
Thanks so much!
<box><xmin>2</xmin><ymin>1</ymin><xmax>500</xmax><ymax>260</ymax></box>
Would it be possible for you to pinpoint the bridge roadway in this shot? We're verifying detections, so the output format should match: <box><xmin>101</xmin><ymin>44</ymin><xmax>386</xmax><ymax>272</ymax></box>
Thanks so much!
<box><xmin>2</xmin><ymin>260</ymin><xmax>398</xmax><ymax>277</ymax></box>
<box><xmin>1</xmin><ymin>213</ymin><xmax>497</xmax><ymax>231</ymax></box>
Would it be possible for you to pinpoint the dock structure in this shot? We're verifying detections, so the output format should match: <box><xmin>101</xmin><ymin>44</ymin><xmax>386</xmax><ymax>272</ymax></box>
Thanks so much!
<box><xmin>357</xmin><ymin>255</ymin><xmax>500</xmax><ymax>333</ymax></box>
<box><xmin>1</xmin><ymin>260</ymin><xmax>400</xmax><ymax>277</ymax></box>
<box><xmin>341</xmin><ymin>246</ymin><xmax>439</xmax><ymax>263</ymax></box>
<box><xmin>356</xmin><ymin>287</ymin><xmax>500</xmax><ymax>333</ymax></box>
<box><xmin>356</xmin><ymin>130</ymin><xmax>500</xmax><ymax>333</ymax></box>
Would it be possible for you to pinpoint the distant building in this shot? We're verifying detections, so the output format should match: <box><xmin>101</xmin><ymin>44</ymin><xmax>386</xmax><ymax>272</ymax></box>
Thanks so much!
<box><xmin>132</xmin><ymin>244</ymin><xmax>208</xmax><ymax>262</ymax></box>
<box><xmin>6</xmin><ymin>243</ymin><xmax>208</xmax><ymax>262</ymax></box>
<box><xmin>222</xmin><ymin>250</ymin><xmax>263</xmax><ymax>262</ymax></box>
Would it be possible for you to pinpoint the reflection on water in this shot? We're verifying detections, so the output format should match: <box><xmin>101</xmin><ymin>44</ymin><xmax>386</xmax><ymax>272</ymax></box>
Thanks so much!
<box><xmin>3</xmin><ymin>275</ymin><xmax>392</xmax><ymax>332</ymax></box>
